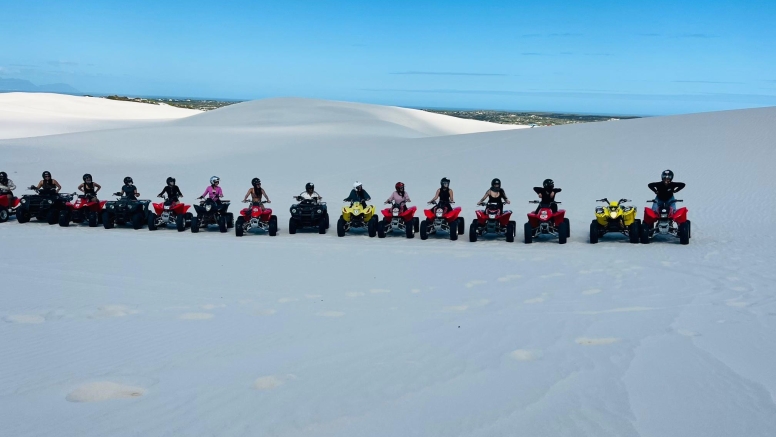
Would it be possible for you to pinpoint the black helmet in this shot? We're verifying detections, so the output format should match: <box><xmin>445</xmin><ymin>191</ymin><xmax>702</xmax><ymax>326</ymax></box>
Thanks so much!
<box><xmin>83</xmin><ymin>173</ymin><xmax>92</xmax><ymax>182</ymax></box>
<box><xmin>166</xmin><ymin>177</ymin><xmax>175</xmax><ymax>185</ymax></box>
<box><xmin>124</xmin><ymin>176</ymin><xmax>133</xmax><ymax>185</ymax></box>
<box><xmin>0</xmin><ymin>171</ymin><xmax>7</xmax><ymax>182</ymax></box>
<box><xmin>440</xmin><ymin>177</ymin><xmax>450</xmax><ymax>188</ymax></box>
<box><xmin>661</xmin><ymin>169</ymin><xmax>674</xmax><ymax>182</ymax></box>
<box><xmin>491</xmin><ymin>178</ymin><xmax>501</xmax><ymax>189</ymax></box>
<box><xmin>251</xmin><ymin>177</ymin><xmax>261</xmax><ymax>186</ymax></box>
<box><xmin>42</xmin><ymin>171</ymin><xmax>51</xmax><ymax>179</ymax></box>
<box><xmin>305</xmin><ymin>182</ymin><xmax>314</xmax><ymax>192</ymax></box>
<box><xmin>543</xmin><ymin>178</ymin><xmax>554</xmax><ymax>189</ymax></box>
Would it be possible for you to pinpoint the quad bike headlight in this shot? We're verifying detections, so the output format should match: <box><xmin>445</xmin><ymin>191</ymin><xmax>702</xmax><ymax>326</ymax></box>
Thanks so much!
<box><xmin>317</xmin><ymin>209</ymin><xmax>322</xmax><ymax>213</ymax></box>
<box><xmin>489</xmin><ymin>213</ymin><xmax>496</xmax><ymax>219</ymax></box>
<box><xmin>435</xmin><ymin>209</ymin><xmax>443</xmax><ymax>217</ymax></box>
<box><xmin>291</xmin><ymin>208</ymin><xmax>297</xmax><ymax>214</ymax></box>
<box><xmin>392</xmin><ymin>208</ymin><xmax>399</xmax><ymax>216</ymax></box>
<box><xmin>21</xmin><ymin>199</ymin><xmax>26</xmax><ymax>204</ymax></box>
<box><xmin>609</xmin><ymin>211</ymin><xmax>618</xmax><ymax>219</ymax></box>
<box><xmin>205</xmin><ymin>204</ymin><xmax>212</xmax><ymax>211</ymax></box>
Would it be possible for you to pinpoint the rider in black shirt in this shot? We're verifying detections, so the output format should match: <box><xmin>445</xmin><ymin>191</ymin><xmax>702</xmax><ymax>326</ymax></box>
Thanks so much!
<box><xmin>648</xmin><ymin>170</ymin><xmax>685</xmax><ymax>212</ymax></box>
<box><xmin>78</xmin><ymin>173</ymin><xmax>101</xmax><ymax>202</ymax></box>
<box><xmin>120</xmin><ymin>176</ymin><xmax>139</xmax><ymax>201</ymax></box>
<box><xmin>344</xmin><ymin>181</ymin><xmax>371</xmax><ymax>207</ymax></box>
<box><xmin>157</xmin><ymin>177</ymin><xmax>183</xmax><ymax>205</ymax></box>
<box><xmin>35</xmin><ymin>171</ymin><xmax>61</xmax><ymax>196</ymax></box>
<box><xmin>429</xmin><ymin>177</ymin><xmax>455</xmax><ymax>212</ymax></box>
<box><xmin>478</xmin><ymin>178</ymin><xmax>510</xmax><ymax>212</ymax></box>
<box><xmin>534</xmin><ymin>179</ymin><xmax>561</xmax><ymax>213</ymax></box>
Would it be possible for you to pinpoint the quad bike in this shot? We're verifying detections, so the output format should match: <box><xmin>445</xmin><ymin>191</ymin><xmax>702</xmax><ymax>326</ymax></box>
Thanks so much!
<box><xmin>469</xmin><ymin>202</ymin><xmax>516</xmax><ymax>242</ymax></box>
<box><xmin>148</xmin><ymin>196</ymin><xmax>192</xmax><ymax>232</ymax></box>
<box><xmin>524</xmin><ymin>201</ymin><xmax>569</xmax><ymax>244</ymax></box>
<box><xmin>377</xmin><ymin>202</ymin><xmax>419</xmax><ymax>238</ymax></box>
<box><xmin>102</xmin><ymin>193</ymin><xmax>151</xmax><ymax>230</ymax></box>
<box><xmin>235</xmin><ymin>201</ymin><xmax>276</xmax><ymax>236</ymax></box>
<box><xmin>60</xmin><ymin>194</ymin><xmax>106</xmax><ymax>227</ymax></box>
<box><xmin>640</xmin><ymin>199</ymin><xmax>691</xmax><ymax>245</ymax></box>
<box><xmin>589</xmin><ymin>198</ymin><xmax>640</xmax><ymax>244</ymax></box>
<box><xmin>0</xmin><ymin>193</ymin><xmax>20</xmax><ymax>223</ymax></box>
<box><xmin>420</xmin><ymin>202</ymin><xmax>464</xmax><ymax>241</ymax></box>
<box><xmin>16</xmin><ymin>186</ymin><xmax>73</xmax><ymax>225</ymax></box>
<box><xmin>288</xmin><ymin>196</ymin><xmax>328</xmax><ymax>234</ymax></box>
<box><xmin>337</xmin><ymin>201</ymin><xmax>377</xmax><ymax>237</ymax></box>
<box><xmin>192</xmin><ymin>197</ymin><xmax>233</xmax><ymax>233</ymax></box>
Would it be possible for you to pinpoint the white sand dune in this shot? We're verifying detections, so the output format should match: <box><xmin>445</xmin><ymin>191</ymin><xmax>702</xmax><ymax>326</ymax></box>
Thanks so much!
<box><xmin>1</xmin><ymin>98</ymin><xmax>775</xmax><ymax>437</ymax></box>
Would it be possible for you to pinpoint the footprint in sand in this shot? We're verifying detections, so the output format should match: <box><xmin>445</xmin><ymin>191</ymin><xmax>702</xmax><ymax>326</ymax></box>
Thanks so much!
<box><xmin>278</xmin><ymin>297</ymin><xmax>299</xmax><ymax>303</ymax></box>
<box><xmin>253</xmin><ymin>374</ymin><xmax>297</xmax><ymax>391</ymax></box>
<box><xmin>411</xmin><ymin>289</ymin><xmax>422</xmax><ymax>294</ymax></box>
<box><xmin>725</xmin><ymin>300</ymin><xmax>748</xmax><ymax>308</ymax></box>
<box><xmin>524</xmin><ymin>293</ymin><xmax>548</xmax><ymax>304</ymax></box>
<box><xmin>201</xmin><ymin>304</ymin><xmax>226</xmax><ymax>310</ymax></box>
<box><xmin>509</xmin><ymin>349</ymin><xmax>542</xmax><ymax>361</ymax></box>
<box><xmin>369</xmin><ymin>289</ymin><xmax>390</xmax><ymax>294</ymax></box>
<box><xmin>677</xmin><ymin>329</ymin><xmax>701</xmax><ymax>337</ymax></box>
<box><xmin>93</xmin><ymin>305</ymin><xmax>139</xmax><ymax>318</ymax></box>
<box><xmin>443</xmin><ymin>305</ymin><xmax>469</xmax><ymax>312</ymax></box>
<box><xmin>254</xmin><ymin>309</ymin><xmax>277</xmax><ymax>316</ymax></box>
<box><xmin>5</xmin><ymin>314</ymin><xmax>45</xmax><ymax>324</ymax></box>
<box><xmin>497</xmin><ymin>275</ymin><xmax>522</xmax><ymax>283</ymax></box>
<box><xmin>465</xmin><ymin>280</ymin><xmax>487</xmax><ymax>288</ymax></box>
<box><xmin>582</xmin><ymin>288</ymin><xmax>602</xmax><ymax>295</ymax></box>
<box><xmin>178</xmin><ymin>313</ymin><xmax>214</xmax><ymax>320</ymax></box>
<box><xmin>317</xmin><ymin>311</ymin><xmax>345</xmax><ymax>317</ymax></box>
<box><xmin>346</xmin><ymin>292</ymin><xmax>365</xmax><ymax>298</ymax></box>
<box><xmin>66</xmin><ymin>382</ymin><xmax>145</xmax><ymax>402</ymax></box>
<box><xmin>575</xmin><ymin>337</ymin><xmax>620</xmax><ymax>346</ymax></box>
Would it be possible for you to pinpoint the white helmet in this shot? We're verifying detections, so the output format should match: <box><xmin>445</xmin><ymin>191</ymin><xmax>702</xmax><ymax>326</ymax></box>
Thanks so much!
<box><xmin>210</xmin><ymin>176</ymin><xmax>220</xmax><ymax>185</ymax></box>
<box><xmin>353</xmin><ymin>181</ymin><xmax>362</xmax><ymax>189</ymax></box>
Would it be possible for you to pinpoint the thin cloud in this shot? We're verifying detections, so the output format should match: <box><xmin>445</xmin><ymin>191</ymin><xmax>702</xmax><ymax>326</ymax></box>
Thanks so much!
<box><xmin>521</xmin><ymin>52</ymin><xmax>546</xmax><ymax>56</ymax></box>
<box><xmin>584</xmin><ymin>53</ymin><xmax>615</xmax><ymax>57</ymax></box>
<box><xmin>638</xmin><ymin>33</ymin><xmax>661</xmax><ymax>37</ymax></box>
<box><xmin>48</xmin><ymin>60</ymin><xmax>79</xmax><ymax>66</ymax></box>
<box><xmin>521</xmin><ymin>32</ymin><xmax>582</xmax><ymax>38</ymax></box>
<box><xmin>390</xmin><ymin>71</ymin><xmax>507</xmax><ymax>76</ymax></box>
<box><xmin>673</xmin><ymin>80</ymin><xmax>743</xmax><ymax>84</ymax></box>
<box><xmin>674</xmin><ymin>33</ymin><xmax>719</xmax><ymax>38</ymax></box>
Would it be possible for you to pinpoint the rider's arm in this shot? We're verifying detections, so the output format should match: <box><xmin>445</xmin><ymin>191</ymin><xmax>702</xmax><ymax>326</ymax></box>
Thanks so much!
<box><xmin>243</xmin><ymin>188</ymin><xmax>252</xmax><ymax>202</ymax></box>
<box><xmin>94</xmin><ymin>182</ymin><xmax>101</xmax><ymax>193</ymax></box>
<box><xmin>430</xmin><ymin>188</ymin><xmax>440</xmax><ymax>202</ymax></box>
<box><xmin>449</xmin><ymin>188</ymin><xmax>454</xmax><ymax>202</ymax></box>
<box><xmin>363</xmin><ymin>189</ymin><xmax>371</xmax><ymax>201</ymax></box>
<box><xmin>314</xmin><ymin>191</ymin><xmax>322</xmax><ymax>200</ymax></box>
<box><xmin>53</xmin><ymin>179</ymin><xmax>62</xmax><ymax>192</ymax></box>
<box><xmin>479</xmin><ymin>191</ymin><xmax>489</xmax><ymax>203</ymax></box>
<box><xmin>502</xmin><ymin>190</ymin><xmax>510</xmax><ymax>203</ymax></box>
<box><xmin>157</xmin><ymin>187</ymin><xmax>166</xmax><ymax>197</ymax></box>
<box><xmin>176</xmin><ymin>186</ymin><xmax>184</xmax><ymax>198</ymax></box>
<box><xmin>36</xmin><ymin>180</ymin><xmax>44</xmax><ymax>189</ymax></box>
<box><xmin>673</xmin><ymin>182</ymin><xmax>686</xmax><ymax>193</ymax></box>
<box><xmin>261</xmin><ymin>188</ymin><xmax>269</xmax><ymax>202</ymax></box>
<box><xmin>647</xmin><ymin>182</ymin><xmax>659</xmax><ymax>194</ymax></box>
<box><xmin>78</xmin><ymin>183</ymin><xmax>85</xmax><ymax>193</ymax></box>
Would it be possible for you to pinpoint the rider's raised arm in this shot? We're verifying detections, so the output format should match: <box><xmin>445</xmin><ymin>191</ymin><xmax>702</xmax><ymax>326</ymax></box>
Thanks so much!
<box><xmin>157</xmin><ymin>187</ymin><xmax>166</xmax><ymax>198</ymax></box>
<box><xmin>94</xmin><ymin>182</ymin><xmax>101</xmax><ymax>192</ymax></box>
<box><xmin>78</xmin><ymin>183</ymin><xmax>85</xmax><ymax>193</ymax></box>
<box><xmin>449</xmin><ymin>188</ymin><xmax>455</xmax><ymax>202</ymax></box>
<box><xmin>53</xmin><ymin>179</ymin><xmax>62</xmax><ymax>192</ymax></box>
<box><xmin>673</xmin><ymin>182</ymin><xmax>686</xmax><ymax>192</ymax></box>
<box><xmin>36</xmin><ymin>180</ymin><xmax>44</xmax><ymax>189</ymax></box>
<box><xmin>479</xmin><ymin>191</ymin><xmax>490</xmax><ymax>203</ymax></box>
<box><xmin>314</xmin><ymin>191</ymin><xmax>322</xmax><ymax>200</ymax></box>
<box><xmin>647</xmin><ymin>182</ymin><xmax>660</xmax><ymax>194</ymax></box>
<box><xmin>243</xmin><ymin>188</ymin><xmax>252</xmax><ymax>202</ymax></box>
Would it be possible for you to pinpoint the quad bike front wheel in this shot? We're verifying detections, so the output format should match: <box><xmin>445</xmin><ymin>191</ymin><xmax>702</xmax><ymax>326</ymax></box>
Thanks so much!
<box><xmin>288</xmin><ymin>218</ymin><xmax>297</xmax><ymax>234</ymax></box>
<box><xmin>235</xmin><ymin>217</ymin><xmax>244</xmax><ymax>237</ymax></box>
<box><xmin>420</xmin><ymin>220</ymin><xmax>428</xmax><ymax>240</ymax></box>
<box><xmin>563</xmin><ymin>218</ymin><xmax>570</xmax><ymax>238</ymax></box>
<box><xmin>148</xmin><ymin>213</ymin><xmax>158</xmax><ymax>231</ymax></box>
<box><xmin>190</xmin><ymin>215</ymin><xmax>200</xmax><ymax>233</ymax></box>
<box><xmin>413</xmin><ymin>217</ymin><xmax>419</xmax><ymax>233</ymax></box>
<box><xmin>524</xmin><ymin>222</ymin><xmax>533</xmax><ymax>244</ymax></box>
<box><xmin>46</xmin><ymin>209</ymin><xmax>59</xmax><ymax>225</ymax></box>
<box><xmin>176</xmin><ymin>213</ymin><xmax>186</xmax><ymax>232</ymax></box>
<box><xmin>0</xmin><ymin>208</ymin><xmax>8</xmax><ymax>223</ymax></box>
<box><xmin>679</xmin><ymin>222</ymin><xmax>690</xmax><ymax>245</ymax></box>
<box><xmin>318</xmin><ymin>219</ymin><xmax>326</xmax><ymax>234</ymax></box>
<box><xmin>457</xmin><ymin>217</ymin><xmax>465</xmax><ymax>235</ymax></box>
<box><xmin>469</xmin><ymin>220</ymin><xmax>478</xmax><ymax>242</ymax></box>
<box><xmin>17</xmin><ymin>209</ymin><xmax>30</xmax><ymax>223</ymax></box>
<box><xmin>269</xmin><ymin>215</ymin><xmax>278</xmax><ymax>236</ymax></box>
<box><xmin>132</xmin><ymin>212</ymin><xmax>145</xmax><ymax>230</ymax></box>
<box><xmin>336</xmin><ymin>217</ymin><xmax>346</xmax><ymax>237</ymax></box>
<box><xmin>58</xmin><ymin>210</ymin><xmax>70</xmax><ymax>227</ymax></box>
<box><xmin>88</xmin><ymin>212</ymin><xmax>98</xmax><ymax>227</ymax></box>
<box><xmin>103</xmin><ymin>212</ymin><xmax>114</xmax><ymax>229</ymax></box>
<box><xmin>640</xmin><ymin>223</ymin><xmax>651</xmax><ymax>244</ymax></box>
<box><xmin>558</xmin><ymin>220</ymin><xmax>569</xmax><ymax>244</ymax></box>
<box><xmin>506</xmin><ymin>221</ymin><xmax>516</xmax><ymax>243</ymax></box>
<box><xmin>377</xmin><ymin>220</ymin><xmax>386</xmax><ymax>238</ymax></box>
<box><xmin>218</xmin><ymin>215</ymin><xmax>228</xmax><ymax>233</ymax></box>
<box><xmin>589</xmin><ymin>220</ymin><xmax>599</xmax><ymax>244</ymax></box>
<box><xmin>368</xmin><ymin>217</ymin><xmax>377</xmax><ymax>238</ymax></box>
<box><xmin>629</xmin><ymin>219</ymin><xmax>641</xmax><ymax>244</ymax></box>
<box><xmin>406</xmin><ymin>220</ymin><xmax>414</xmax><ymax>239</ymax></box>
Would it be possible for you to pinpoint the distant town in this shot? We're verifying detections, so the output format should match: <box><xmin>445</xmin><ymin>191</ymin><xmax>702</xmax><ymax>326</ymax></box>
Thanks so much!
<box><xmin>99</xmin><ymin>95</ymin><xmax>639</xmax><ymax>125</ymax></box>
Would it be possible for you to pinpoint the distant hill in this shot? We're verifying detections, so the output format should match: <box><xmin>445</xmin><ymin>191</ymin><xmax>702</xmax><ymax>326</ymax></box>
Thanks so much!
<box><xmin>0</xmin><ymin>77</ymin><xmax>79</xmax><ymax>94</ymax></box>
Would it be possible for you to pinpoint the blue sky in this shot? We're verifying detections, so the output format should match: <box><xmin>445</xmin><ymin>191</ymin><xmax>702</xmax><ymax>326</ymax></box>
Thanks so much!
<box><xmin>1</xmin><ymin>0</ymin><xmax>775</xmax><ymax>114</ymax></box>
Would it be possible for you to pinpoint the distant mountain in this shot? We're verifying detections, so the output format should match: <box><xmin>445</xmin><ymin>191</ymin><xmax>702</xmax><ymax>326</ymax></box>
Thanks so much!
<box><xmin>0</xmin><ymin>77</ymin><xmax>79</xmax><ymax>94</ymax></box>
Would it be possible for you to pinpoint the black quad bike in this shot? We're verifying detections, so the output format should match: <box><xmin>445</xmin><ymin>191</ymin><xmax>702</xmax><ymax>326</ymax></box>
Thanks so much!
<box><xmin>102</xmin><ymin>193</ymin><xmax>151</xmax><ymax>230</ymax></box>
<box><xmin>191</xmin><ymin>197</ymin><xmax>233</xmax><ymax>233</ymax></box>
<box><xmin>16</xmin><ymin>186</ymin><xmax>73</xmax><ymax>225</ymax></box>
<box><xmin>288</xmin><ymin>196</ymin><xmax>329</xmax><ymax>234</ymax></box>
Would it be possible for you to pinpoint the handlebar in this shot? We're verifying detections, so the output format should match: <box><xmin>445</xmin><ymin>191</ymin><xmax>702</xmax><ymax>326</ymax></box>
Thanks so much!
<box><xmin>647</xmin><ymin>199</ymin><xmax>683</xmax><ymax>203</ymax></box>
<box><xmin>529</xmin><ymin>200</ymin><xmax>561</xmax><ymax>204</ymax></box>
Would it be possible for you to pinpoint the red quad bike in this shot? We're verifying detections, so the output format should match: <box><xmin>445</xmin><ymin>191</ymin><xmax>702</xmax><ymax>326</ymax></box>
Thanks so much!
<box><xmin>640</xmin><ymin>199</ymin><xmax>691</xmax><ymax>245</ymax></box>
<box><xmin>524</xmin><ymin>200</ymin><xmax>570</xmax><ymax>244</ymax></box>
<box><xmin>0</xmin><ymin>193</ymin><xmax>20</xmax><ymax>223</ymax></box>
<box><xmin>235</xmin><ymin>201</ymin><xmax>277</xmax><ymax>237</ymax></box>
<box><xmin>377</xmin><ymin>202</ymin><xmax>419</xmax><ymax>238</ymax></box>
<box><xmin>148</xmin><ymin>196</ymin><xmax>192</xmax><ymax>232</ymax></box>
<box><xmin>420</xmin><ymin>202</ymin><xmax>464</xmax><ymax>240</ymax></box>
<box><xmin>469</xmin><ymin>202</ymin><xmax>516</xmax><ymax>242</ymax></box>
<box><xmin>60</xmin><ymin>194</ymin><xmax>106</xmax><ymax>227</ymax></box>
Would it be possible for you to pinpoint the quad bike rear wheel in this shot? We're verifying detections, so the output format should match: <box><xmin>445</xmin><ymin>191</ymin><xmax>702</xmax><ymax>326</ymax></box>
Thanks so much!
<box><xmin>88</xmin><ymin>211</ymin><xmax>98</xmax><ymax>227</ymax></box>
<box><xmin>337</xmin><ymin>217</ymin><xmax>346</xmax><ymax>237</ymax></box>
<box><xmin>190</xmin><ymin>215</ymin><xmax>200</xmax><ymax>233</ymax></box>
<box><xmin>377</xmin><ymin>220</ymin><xmax>386</xmax><ymax>238</ymax></box>
<box><xmin>235</xmin><ymin>217</ymin><xmax>244</xmax><ymax>236</ymax></box>
<box><xmin>103</xmin><ymin>211</ymin><xmax>114</xmax><ymax>229</ymax></box>
<box><xmin>524</xmin><ymin>222</ymin><xmax>533</xmax><ymax>244</ymax></box>
<box><xmin>457</xmin><ymin>217</ymin><xmax>465</xmax><ymax>235</ymax></box>
<box><xmin>558</xmin><ymin>220</ymin><xmax>569</xmax><ymax>244</ymax></box>
<box><xmin>589</xmin><ymin>220</ymin><xmax>599</xmax><ymax>244</ymax></box>
<box><xmin>268</xmin><ymin>215</ymin><xmax>278</xmax><ymax>236</ymax></box>
<box><xmin>58</xmin><ymin>210</ymin><xmax>70</xmax><ymax>227</ymax></box>
<box><xmin>0</xmin><ymin>208</ymin><xmax>9</xmax><ymax>223</ymax></box>
<box><xmin>506</xmin><ymin>221</ymin><xmax>516</xmax><ymax>242</ymax></box>
<box><xmin>176</xmin><ymin>213</ymin><xmax>185</xmax><ymax>232</ymax></box>
<box><xmin>420</xmin><ymin>220</ymin><xmax>428</xmax><ymax>240</ymax></box>
<box><xmin>469</xmin><ymin>220</ymin><xmax>478</xmax><ymax>242</ymax></box>
<box><xmin>679</xmin><ymin>222</ymin><xmax>690</xmax><ymax>245</ymax></box>
<box><xmin>132</xmin><ymin>212</ymin><xmax>144</xmax><ymax>230</ymax></box>
<box><xmin>148</xmin><ymin>213</ymin><xmax>158</xmax><ymax>230</ymax></box>
<box><xmin>367</xmin><ymin>217</ymin><xmax>377</xmax><ymax>238</ymax></box>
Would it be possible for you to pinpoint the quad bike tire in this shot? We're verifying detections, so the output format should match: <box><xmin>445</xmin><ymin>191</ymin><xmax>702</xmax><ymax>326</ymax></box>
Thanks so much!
<box><xmin>413</xmin><ymin>217</ymin><xmax>420</xmax><ymax>233</ymax></box>
<box><xmin>506</xmin><ymin>221</ymin><xmax>516</xmax><ymax>242</ymax></box>
<box><xmin>227</xmin><ymin>213</ymin><xmax>234</xmax><ymax>229</ymax></box>
<box><xmin>377</xmin><ymin>220</ymin><xmax>386</xmax><ymax>238</ymax></box>
<box><xmin>47</xmin><ymin>209</ymin><xmax>59</xmax><ymax>225</ymax></box>
<box><xmin>0</xmin><ymin>208</ymin><xmax>8</xmax><ymax>223</ymax></box>
<box><xmin>235</xmin><ymin>217</ymin><xmax>244</xmax><ymax>237</ymax></box>
<box><xmin>420</xmin><ymin>220</ymin><xmax>428</xmax><ymax>240</ymax></box>
<box><xmin>288</xmin><ymin>218</ymin><xmax>297</xmax><ymax>234</ymax></box>
<box><xmin>176</xmin><ymin>213</ymin><xmax>186</xmax><ymax>232</ymax></box>
<box><xmin>325</xmin><ymin>212</ymin><xmax>330</xmax><ymax>229</ymax></box>
<box><xmin>469</xmin><ymin>220</ymin><xmax>478</xmax><ymax>242</ymax></box>
<box><xmin>629</xmin><ymin>219</ymin><xmax>641</xmax><ymax>244</ymax></box>
<box><xmin>558</xmin><ymin>220</ymin><xmax>569</xmax><ymax>244</ymax></box>
<box><xmin>190</xmin><ymin>215</ymin><xmax>200</xmax><ymax>233</ymax></box>
<box><xmin>58</xmin><ymin>210</ymin><xmax>70</xmax><ymax>227</ymax></box>
<box><xmin>17</xmin><ymin>209</ymin><xmax>30</xmax><ymax>223</ymax></box>
<box><xmin>457</xmin><ymin>217</ymin><xmax>465</xmax><ymax>235</ymax></box>
<box><xmin>687</xmin><ymin>220</ymin><xmax>692</xmax><ymax>239</ymax></box>
<box><xmin>524</xmin><ymin>222</ymin><xmax>533</xmax><ymax>244</ymax></box>
<box><xmin>148</xmin><ymin>213</ymin><xmax>158</xmax><ymax>230</ymax></box>
<box><xmin>367</xmin><ymin>217</ymin><xmax>377</xmax><ymax>238</ymax></box>
<box><xmin>640</xmin><ymin>223</ymin><xmax>651</xmax><ymax>244</ymax></box>
<box><xmin>185</xmin><ymin>212</ymin><xmax>193</xmax><ymax>225</ymax></box>
<box><xmin>103</xmin><ymin>212</ymin><xmax>114</xmax><ymax>229</ymax></box>
<box><xmin>406</xmin><ymin>220</ymin><xmax>414</xmax><ymax>239</ymax></box>
<box><xmin>218</xmin><ymin>215</ymin><xmax>228</xmax><ymax>233</ymax></box>
<box><xmin>268</xmin><ymin>215</ymin><xmax>278</xmax><ymax>236</ymax></box>
<box><xmin>589</xmin><ymin>220</ymin><xmax>599</xmax><ymax>244</ymax></box>
<box><xmin>337</xmin><ymin>216</ymin><xmax>346</xmax><ymax>237</ymax></box>
<box><xmin>132</xmin><ymin>212</ymin><xmax>145</xmax><ymax>230</ymax></box>
<box><xmin>679</xmin><ymin>222</ymin><xmax>690</xmax><ymax>245</ymax></box>
<box><xmin>563</xmin><ymin>218</ymin><xmax>570</xmax><ymax>238</ymax></box>
<box><xmin>450</xmin><ymin>223</ymin><xmax>458</xmax><ymax>241</ymax></box>
<box><xmin>88</xmin><ymin>212</ymin><xmax>98</xmax><ymax>227</ymax></box>
<box><xmin>318</xmin><ymin>219</ymin><xmax>326</xmax><ymax>234</ymax></box>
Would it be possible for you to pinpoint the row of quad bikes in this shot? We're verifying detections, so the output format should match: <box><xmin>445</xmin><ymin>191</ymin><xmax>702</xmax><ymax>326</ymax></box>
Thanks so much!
<box><xmin>1</xmin><ymin>189</ymin><xmax>690</xmax><ymax>244</ymax></box>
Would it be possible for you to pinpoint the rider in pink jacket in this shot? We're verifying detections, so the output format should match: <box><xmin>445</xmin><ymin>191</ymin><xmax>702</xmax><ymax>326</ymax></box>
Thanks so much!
<box><xmin>201</xmin><ymin>176</ymin><xmax>224</xmax><ymax>201</ymax></box>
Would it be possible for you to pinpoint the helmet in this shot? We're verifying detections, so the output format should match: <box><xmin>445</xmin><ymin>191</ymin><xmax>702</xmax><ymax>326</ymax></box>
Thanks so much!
<box><xmin>440</xmin><ymin>177</ymin><xmax>450</xmax><ymax>188</ymax></box>
<box><xmin>83</xmin><ymin>173</ymin><xmax>92</xmax><ymax>182</ymax></box>
<box><xmin>124</xmin><ymin>176</ymin><xmax>133</xmax><ymax>185</ymax></box>
<box><xmin>491</xmin><ymin>178</ymin><xmax>501</xmax><ymax>189</ymax></box>
<box><xmin>353</xmin><ymin>181</ymin><xmax>362</xmax><ymax>189</ymax></box>
<box><xmin>0</xmin><ymin>171</ymin><xmax>7</xmax><ymax>182</ymax></box>
<box><xmin>251</xmin><ymin>177</ymin><xmax>260</xmax><ymax>186</ymax></box>
<box><xmin>661</xmin><ymin>169</ymin><xmax>674</xmax><ymax>182</ymax></box>
<box><xmin>305</xmin><ymin>182</ymin><xmax>314</xmax><ymax>192</ymax></box>
<box><xmin>42</xmin><ymin>171</ymin><xmax>51</xmax><ymax>179</ymax></box>
<box><xmin>543</xmin><ymin>178</ymin><xmax>554</xmax><ymax>189</ymax></box>
<box><xmin>395</xmin><ymin>182</ymin><xmax>405</xmax><ymax>192</ymax></box>
<box><xmin>166</xmin><ymin>177</ymin><xmax>175</xmax><ymax>185</ymax></box>
<box><xmin>210</xmin><ymin>176</ymin><xmax>220</xmax><ymax>185</ymax></box>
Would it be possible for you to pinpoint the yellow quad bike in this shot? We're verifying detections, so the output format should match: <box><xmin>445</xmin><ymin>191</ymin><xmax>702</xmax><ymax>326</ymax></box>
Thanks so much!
<box><xmin>337</xmin><ymin>201</ymin><xmax>378</xmax><ymax>237</ymax></box>
<box><xmin>590</xmin><ymin>198</ymin><xmax>641</xmax><ymax>244</ymax></box>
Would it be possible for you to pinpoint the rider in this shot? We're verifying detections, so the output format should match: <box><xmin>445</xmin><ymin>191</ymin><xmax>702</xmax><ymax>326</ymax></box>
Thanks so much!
<box><xmin>36</xmin><ymin>171</ymin><xmax>62</xmax><ymax>196</ymax></box>
<box><xmin>344</xmin><ymin>181</ymin><xmax>370</xmax><ymax>207</ymax></box>
<box><xmin>0</xmin><ymin>171</ymin><xmax>16</xmax><ymax>198</ymax></box>
<box><xmin>297</xmin><ymin>182</ymin><xmax>322</xmax><ymax>201</ymax></box>
<box><xmin>478</xmin><ymin>178</ymin><xmax>510</xmax><ymax>211</ymax></box>
<box><xmin>78</xmin><ymin>174</ymin><xmax>101</xmax><ymax>202</ymax></box>
<box><xmin>201</xmin><ymin>176</ymin><xmax>225</xmax><ymax>202</ymax></box>
<box><xmin>429</xmin><ymin>177</ymin><xmax>454</xmax><ymax>212</ymax></box>
<box><xmin>648</xmin><ymin>170</ymin><xmax>685</xmax><ymax>213</ymax></box>
<box><xmin>534</xmin><ymin>179</ymin><xmax>561</xmax><ymax>213</ymax></box>
<box><xmin>158</xmin><ymin>177</ymin><xmax>183</xmax><ymax>205</ymax></box>
<box><xmin>119</xmin><ymin>177</ymin><xmax>139</xmax><ymax>200</ymax></box>
<box><xmin>385</xmin><ymin>182</ymin><xmax>411</xmax><ymax>211</ymax></box>
<box><xmin>242</xmin><ymin>177</ymin><xmax>270</xmax><ymax>205</ymax></box>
